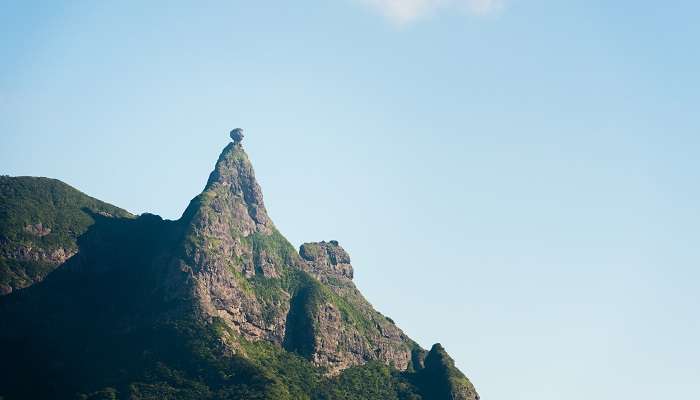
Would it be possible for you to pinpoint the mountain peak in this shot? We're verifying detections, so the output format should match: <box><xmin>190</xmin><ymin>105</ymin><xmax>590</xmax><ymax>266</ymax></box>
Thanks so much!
<box><xmin>183</xmin><ymin>140</ymin><xmax>272</xmax><ymax>237</ymax></box>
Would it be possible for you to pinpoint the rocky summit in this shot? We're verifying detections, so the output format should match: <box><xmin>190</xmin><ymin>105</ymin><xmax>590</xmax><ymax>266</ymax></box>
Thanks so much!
<box><xmin>0</xmin><ymin>132</ymin><xmax>479</xmax><ymax>400</ymax></box>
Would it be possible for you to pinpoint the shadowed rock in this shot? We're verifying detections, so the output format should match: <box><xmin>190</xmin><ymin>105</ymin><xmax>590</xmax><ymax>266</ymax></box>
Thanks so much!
<box><xmin>230</xmin><ymin>128</ymin><xmax>244</xmax><ymax>144</ymax></box>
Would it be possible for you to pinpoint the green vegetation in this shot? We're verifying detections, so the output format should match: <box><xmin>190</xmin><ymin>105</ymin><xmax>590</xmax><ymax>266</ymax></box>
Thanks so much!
<box><xmin>227</xmin><ymin>227</ymin><xmax>405</xmax><ymax>360</ymax></box>
<box><xmin>298</xmin><ymin>242</ymin><xmax>324</xmax><ymax>261</ymax></box>
<box><xmin>323</xmin><ymin>285</ymin><xmax>376</xmax><ymax>335</ymax></box>
<box><xmin>244</xmin><ymin>228</ymin><xmax>298</xmax><ymax>271</ymax></box>
<box><xmin>283</xmin><ymin>275</ymin><xmax>324</xmax><ymax>358</ymax></box>
<box><xmin>0</xmin><ymin>176</ymin><xmax>132</xmax><ymax>292</ymax></box>
<box><xmin>317</xmin><ymin>362</ymin><xmax>424</xmax><ymax>400</ymax></box>
<box><xmin>132</xmin><ymin>317</ymin><xmax>429</xmax><ymax>400</ymax></box>
<box><xmin>0</xmin><ymin>257</ymin><xmax>55</xmax><ymax>292</ymax></box>
<box><xmin>0</xmin><ymin>176</ymin><xmax>132</xmax><ymax>248</ymax></box>
<box><xmin>412</xmin><ymin>344</ymin><xmax>479</xmax><ymax>400</ymax></box>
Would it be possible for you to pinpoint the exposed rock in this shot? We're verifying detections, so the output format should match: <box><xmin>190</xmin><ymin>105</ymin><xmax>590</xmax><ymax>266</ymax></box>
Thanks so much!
<box><xmin>296</xmin><ymin>240</ymin><xmax>413</xmax><ymax>374</ymax></box>
<box><xmin>300</xmin><ymin>240</ymin><xmax>353</xmax><ymax>280</ymax></box>
<box><xmin>0</xmin><ymin>244</ymin><xmax>77</xmax><ymax>293</ymax></box>
<box><xmin>24</xmin><ymin>223</ymin><xmax>51</xmax><ymax>237</ymax></box>
<box><xmin>308</xmin><ymin>295</ymin><xmax>413</xmax><ymax>375</ymax></box>
<box><xmin>178</xmin><ymin>142</ymin><xmax>287</xmax><ymax>345</ymax></box>
<box><xmin>230</xmin><ymin>128</ymin><xmax>244</xmax><ymax>144</ymax></box>
<box><xmin>257</xmin><ymin>249</ymin><xmax>281</xmax><ymax>278</ymax></box>
<box><xmin>193</xmin><ymin>141</ymin><xmax>273</xmax><ymax>236</ymax></box>
<box><xmin>2</xmin><ymin>244</ymin><xmax>74</xmax><ymax>265</ymax></box>
<box><xmin>175</xmin><ymin>141</ymin><xmax>417</xmax><ymax>376</ymax></box>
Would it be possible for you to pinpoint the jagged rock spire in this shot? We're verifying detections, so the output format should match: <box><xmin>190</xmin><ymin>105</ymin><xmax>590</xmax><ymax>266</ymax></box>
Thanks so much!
<box><xmin>178</xmin><ymin>140</ymin><xmax>286</xmax><ymax>343</ymax></box>
<box><xmin>182</xmin><ymin>140</ymin><xmax>272</xmax><ymax>236</ymax></box>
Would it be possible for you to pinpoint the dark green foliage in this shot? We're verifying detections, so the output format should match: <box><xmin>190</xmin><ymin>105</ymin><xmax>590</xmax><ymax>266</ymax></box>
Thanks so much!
<box><xmin>316</xmin><ymin>362</ymin><xmax>400</xmax><ymax>400</ymax></box>
<box><xmin>283</xmin><ymin>277</ymin><xmax>324</xmax><ymax>358</ymax></box>
<box><xmin>0</xmin><ymin>176</ymin><xmax>132</xmax><ymax>291</ymax></box>
<box><xmin>315</xmin><ymin>362</ymin><xmax>426</xmax><ymax>400</ymax></box>
<box><xmin>408</xmin><ymin>347</ymin><xmax>427</xmax><ymax>372</ymax></box>
<box><xmin>235</xmin><ymin>337</ymin><xmax>322</xmax><ymax>399</ymax></box>
<box><xmin>408</xmin><ymin>344</ymin><xmax>478</xmax><ymax>400</ymax></box>
<box><xmin>0</xmin><ymin>257</ymin><xmax>55</xmax><ymax>292</ymax></box>
<box><xmin>245</xmin><ymin>228</ymin><xmax>299</xmax><ymax>270</ymax></box>
<box><xmin>0</xmin><ymin>211</ymin><xmax>282</xmax><ymax>399</ymax></box>
<box><xmin>0</xmin><ymin>176</ymin><xmax>131</xmax><ymax>249</ymax></box>
<box><xmin>78</xmin><ymin>387</ymin><xmax>118</xmax><ymax>400</ymax></box>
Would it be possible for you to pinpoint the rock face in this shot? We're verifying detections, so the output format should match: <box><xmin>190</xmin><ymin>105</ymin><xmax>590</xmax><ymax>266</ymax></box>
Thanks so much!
<box><xmin>24</xmin><ymin>223</ymin><xmax>51</xmax><ymax>237</ymax></box>
<box><xmin>297</xmin><ymin>240</ymin><xmax>413</xmax><ymax>374</ymax></box>
<box><xmin>0</xmin><ymin>135</ymin><xmax>479</xmax><ymax>399</ymax></box>
<box><xmin>175</xmin><ymin>141</ymin><xmax>416</xmax><ymax>374</ymax></box>
<box><xmin>177</xmin><ymin>141</ymin><xmax>288</xmax><ymax>345</ymax></box>
<box><xmin>300</xmin><ymin>241</ymin><xmax>354</xmax><ymax>280</ymax></box>
<box><xmin>229</xmin><ymin>128</ymin><xmax>244</xmax><ymax>143</ymax></box>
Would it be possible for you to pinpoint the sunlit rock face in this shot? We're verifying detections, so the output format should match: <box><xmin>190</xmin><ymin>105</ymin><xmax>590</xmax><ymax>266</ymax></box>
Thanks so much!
<box><xmin>178</xmin><ymin>139</ymin><xmax>416</xmax><ymax>374</ymax></box>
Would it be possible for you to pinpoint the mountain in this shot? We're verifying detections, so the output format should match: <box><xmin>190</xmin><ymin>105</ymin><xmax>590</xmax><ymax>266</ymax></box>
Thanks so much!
<box><xmin>0</xmin><ymin>134</ymin><xmax>479</xmax><ymax>400</ymax></box>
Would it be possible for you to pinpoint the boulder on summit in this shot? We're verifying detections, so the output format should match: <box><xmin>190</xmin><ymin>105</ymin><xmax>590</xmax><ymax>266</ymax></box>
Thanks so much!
<box><xmin>230</xmin><ymin>128</ymin><xmax>244</xmax><ymax>143</ymax></box>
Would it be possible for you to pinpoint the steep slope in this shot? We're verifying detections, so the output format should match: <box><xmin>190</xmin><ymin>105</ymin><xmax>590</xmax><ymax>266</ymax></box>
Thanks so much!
<box><xmin>0</xmin><ymin>135</ymin><xmax>478</xmax><ymax>400</ymax></box>
<box><xmin>175</xmin><ymin>141</ymin><xmax>417</xmax><ymax>374</ymax></box>
<box><xmin>296</xmin><ymin>240</ymin><xmax>415</xmax><ymax>373</ymax></box>
<box><xmin>0</xmin><ymin>176</ymin><xmax>133</xmax><ymax>295</ymax></box>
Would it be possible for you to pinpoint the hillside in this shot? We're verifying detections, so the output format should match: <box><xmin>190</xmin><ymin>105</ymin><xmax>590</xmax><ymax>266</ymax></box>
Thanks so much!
<box><xmin>0</xmin><ymin>176</ymin><xmax>132</xmax><ymax>295</ymax></box>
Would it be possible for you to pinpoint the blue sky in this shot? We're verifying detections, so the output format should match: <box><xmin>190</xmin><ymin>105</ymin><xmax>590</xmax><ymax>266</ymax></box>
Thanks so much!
<box><xmin>2</xmin><ymin>1</ymin><xmax>699</xmax><ymax>399</ymax></box>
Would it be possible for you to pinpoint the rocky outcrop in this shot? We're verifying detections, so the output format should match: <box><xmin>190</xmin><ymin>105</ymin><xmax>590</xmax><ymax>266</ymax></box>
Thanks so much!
<box><xmin>1</xmin><ymin>243</ymin><xmax>75</xmax><ymax>265</ymax></box>
<box><xmin>178</xmin><ymin>141</ymin><xmax>289</xmax><ymax>345</ymax></box>
<box><xmin>300</xmin><ymin>241</ymin><xmax>354</xmax><ymax>280</ymax></box>
<box><xmin>176</xmin><ymin>139</ymin><xmax>416</xmax><ymax>375</ymax></box>
<box><xmin>230</xmin><ymin>128</ymin><xmax>244</xmax><ymax>143</ymax></box>
<box><xmin>307</xmin><ymin>294</ymin><xmax>413</xmax><ymax>375</ymax></box>
<box><xmin>189</xmin><ymin>141</ymin><xmax>273</xmax><ymax>237</ymax></box>
<box><xmin>296</xmin><ymin>240</ymin><xmax>413</xmax><ymax>374</ymax></box>
<box><xmin>0</xmin><ymin>244</ymin><xmax>76</xmax><ymax>294</ymax></box>
<box><xmin>24</xmin><ymin>223</ymin><xmax>51</xmax><ymax>237</ymax></box>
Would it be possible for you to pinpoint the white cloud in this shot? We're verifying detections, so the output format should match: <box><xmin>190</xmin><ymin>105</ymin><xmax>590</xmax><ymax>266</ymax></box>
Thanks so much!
<box><xmin>467</xmin><ymin>0</ymin><xmax>504</xmax><ymax>15</ymax></box>
<box><xmin>359</xmin><ymin>0</ymin><xmax>504</xmax><ymax>24</ymax></box>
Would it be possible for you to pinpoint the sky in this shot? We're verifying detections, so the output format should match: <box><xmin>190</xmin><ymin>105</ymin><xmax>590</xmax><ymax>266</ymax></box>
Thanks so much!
<box><xmin>1</xmin><ymin>1</ymin><xmax>699</xmax><ymax>399</ymax></box>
